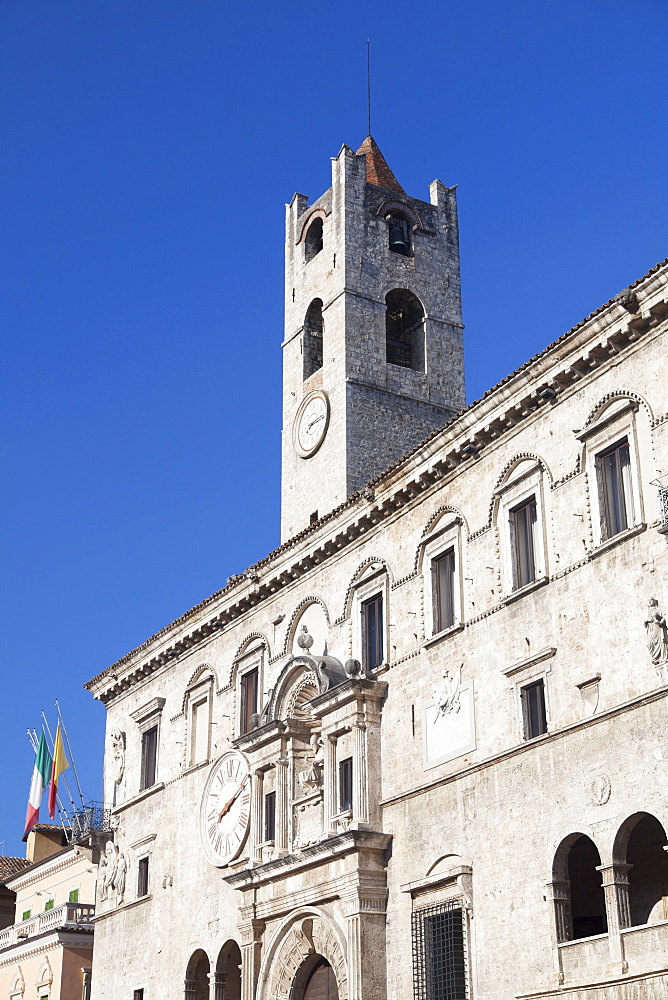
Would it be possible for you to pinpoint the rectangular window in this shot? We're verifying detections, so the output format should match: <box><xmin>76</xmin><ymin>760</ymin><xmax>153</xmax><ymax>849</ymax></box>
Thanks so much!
<box><xmin>140</xmin><ymin>726</ymin><xmax>158</xmax><ymax>790</ymax></box>
<box><xmin>133</xmin><ymin>991</ymin><xmax>144</xmax><ymax>1000</ymax></box>
<box><xmin>68</xmin><ymin>888</ymin><xmax>79</xmax><ymax>903</ymax></box>
<box><xmin>240</xmin><ymin>668</ymin><xmax>259</xmax><ymax>736</ymax></box>
<box><xmin>21</xmin><ymin>909</ymin><xmax>31</xmax><ymax>921</ymax></box>
<box><xmin>44</xmin><ymin>899</ymin><xmax>54</xmax><ymax>911</ymax></box>
<box><xmin>522</xmin><ymin>679</ymin><xmax>548</xmax><ymax>739</ymax></box>
<box><xmin>264</xmin><ymin>791</ymin><xmax>276</xmax><ymax>843</ymax></box>
<box><xmin>137</xmin><ymin>857</ymin><xmax>150</xmax><ymax>898</ymax></box>
<box><xmin>596</xmin><ymin>439</ymin><xmax>632</xmax><ymax>540</ymax></box>
<box><xmin>190</xmin><ymin>697</ymin><xmax>209</xmax><ymax>765</ymax></box>
<box><xmin>412</xmin><ymin>900</ymin><xmax>468</xmax><ymax>1000</ymax></box>
<box><xmin>509</xmin><ymin>496</ymin><xmax>538</xmax><ymax>590</ymax></box>
<box><xmin>433</xmin><ymin>549</ymin><xmax>456</xmax><ymax>633</ymax></box>
<box><xmin>362</xmin><ymin>594</ymin><xmax>383</xmax><ymax>671</ymax></box>
<box><xmin>339</xmin><ymin>756</ymin><xmax>353</xmax><ymax>813</ymax></box>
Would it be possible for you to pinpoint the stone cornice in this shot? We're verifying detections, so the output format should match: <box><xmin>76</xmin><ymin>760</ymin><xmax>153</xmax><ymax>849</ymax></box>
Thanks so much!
<box><xmin>85</xmin><ymin>262</ymin><xmax>668</xmax><ymax>706</ymax></box>
<box><xmin>0</xmin><ymin>928</ymin><xmax>93</xmax><ymax>966</ymax></box>
<box><xmin>5</xmin><ymin>849</ymin><xmax>80</xmax><ymax>892</ymax></box>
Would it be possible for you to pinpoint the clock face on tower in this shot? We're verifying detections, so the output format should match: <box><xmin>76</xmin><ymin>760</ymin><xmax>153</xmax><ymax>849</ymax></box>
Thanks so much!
<box><xmin>199</xmin><ymin>750</ymin><xmax>250</xmax><ymax>867</ymax></box>
<box><xmin>293</xmin><ymin>390</ymin><xmax>330</xmax><ymax>458</ymax></box>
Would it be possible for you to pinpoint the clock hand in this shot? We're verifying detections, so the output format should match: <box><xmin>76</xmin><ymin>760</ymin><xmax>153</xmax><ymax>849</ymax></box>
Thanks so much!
<box><xmin>307</xmin><ymin>414</ymin><xmax>324</xmax><ymax>431</ymax></box>
<box><xmin>217</xmin><ymin>775</ymin><xmax>249</xmax><ymax>821</ymax></box>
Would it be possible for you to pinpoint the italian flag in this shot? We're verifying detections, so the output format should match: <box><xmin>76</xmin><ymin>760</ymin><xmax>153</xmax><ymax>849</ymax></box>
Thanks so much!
<box><xmin>24</xmin><ymin>730</ymin><xmax>53</xmax><ymax>838</ymax></box>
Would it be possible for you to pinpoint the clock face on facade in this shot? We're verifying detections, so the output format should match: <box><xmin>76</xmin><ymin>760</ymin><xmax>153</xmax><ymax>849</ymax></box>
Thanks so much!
<box><xmin>293</xmin><ymin>390</ymin><xmax>330</xmax><ymax>458</ymax></box>
<box><xmin>199</xmin><ymin>750</ymin><xmax>250</xmax><ymax>867</ymax></box>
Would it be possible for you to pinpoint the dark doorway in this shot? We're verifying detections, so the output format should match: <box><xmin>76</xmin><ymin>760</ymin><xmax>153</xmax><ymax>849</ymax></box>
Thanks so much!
<box><xmin>567</xmin><ymin>835</ymin><xmax>608</xmax><ymax>938</ymax></box>
<box><xmin>626</xmin><ymin>814</ymin><xmax>668</xmax><ymax>926</ymax></box>
<box><xmin>303</xmin><ymin>959</ymin><xmax>339</xmax><ymax>1000</ymax></box>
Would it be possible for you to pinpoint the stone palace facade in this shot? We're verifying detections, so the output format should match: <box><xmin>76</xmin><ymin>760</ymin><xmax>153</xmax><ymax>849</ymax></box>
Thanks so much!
<box><xmin>86</xmin><ymin>139</ymin><xmax>668</xmax><ymax>1000</ymax></box>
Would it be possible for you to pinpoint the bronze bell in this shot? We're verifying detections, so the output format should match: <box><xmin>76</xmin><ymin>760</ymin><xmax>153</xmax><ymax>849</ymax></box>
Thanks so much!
<box><xmin>388</xmin><ymin>217</ymin><xmax>410</xmax><ymax>255</ymax></box>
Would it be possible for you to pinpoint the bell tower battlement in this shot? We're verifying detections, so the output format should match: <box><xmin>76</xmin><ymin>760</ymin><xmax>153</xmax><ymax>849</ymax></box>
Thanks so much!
<box><xmin>281</xmin><ymin>138</ymin><xmax>465</xmax><ymax>541</ymax></box>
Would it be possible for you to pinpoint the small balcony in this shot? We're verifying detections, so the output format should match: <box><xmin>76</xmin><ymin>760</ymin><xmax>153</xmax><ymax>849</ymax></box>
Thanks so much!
<box><xmin>68</xmin><ymin>801</ymin><xmax>113</xmax><ymax>842</ymax></box>
<box><xmin>0</xmin><ymin>902</ymin><xmax>95</xmax><ymax>952</ymax></box>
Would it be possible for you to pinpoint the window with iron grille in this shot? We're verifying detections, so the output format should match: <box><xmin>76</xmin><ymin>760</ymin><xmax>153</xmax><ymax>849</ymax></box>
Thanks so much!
<box><xmin>362</xmin><ymin>593</ymin><xmax>383</xmax><ymax>671</ymax></box>
<box><xmin>595</xmin><ymin>438</ymin><xmax>633</xmax><ymax>540</ymax></box>
<box><xmin>412</xmin><ymin>900</ymin><xmax>468</xmax><ymax>1000</ymax></box>
<box><xmin>432</xmin><ymin>548</ymin><xmax>456</xmax><ymax>633</ymax></box>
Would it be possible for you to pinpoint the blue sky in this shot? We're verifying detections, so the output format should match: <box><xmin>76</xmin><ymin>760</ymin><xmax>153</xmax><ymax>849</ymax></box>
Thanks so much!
<box><xmin>1</xmin><ymin>0</ymin><xmax>666</xmax><ymax>858</ymax></box>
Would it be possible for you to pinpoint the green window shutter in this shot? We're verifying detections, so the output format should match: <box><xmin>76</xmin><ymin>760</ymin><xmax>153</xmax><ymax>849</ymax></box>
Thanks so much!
<box><xmin>21</xmin><ymin>909</ymin><xmax>31</xmax><ymax>921</ymax></box>
<box><xmin>69</xmin><ymin>888</ymin><xmax>79</xmax><ymax>903</ymax></box>
<box><xmin>44</xmin><ymin>899</ymin><xmax>54</xmax><ymax>911</ymax></box>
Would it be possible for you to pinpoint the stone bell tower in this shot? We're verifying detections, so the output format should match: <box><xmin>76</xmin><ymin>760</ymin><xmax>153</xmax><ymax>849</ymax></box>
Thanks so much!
<box><xmin>281</xmin><ymin>137</ymin><xmax>465</xmax><ymax>541</ymax></box>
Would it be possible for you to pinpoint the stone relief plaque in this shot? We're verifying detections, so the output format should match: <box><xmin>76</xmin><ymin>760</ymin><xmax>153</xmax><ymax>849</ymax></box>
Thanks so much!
<box><xmin>423</xmin><ymin>680</ymin><xmax>476</xmax><ymax>770</ymax></box>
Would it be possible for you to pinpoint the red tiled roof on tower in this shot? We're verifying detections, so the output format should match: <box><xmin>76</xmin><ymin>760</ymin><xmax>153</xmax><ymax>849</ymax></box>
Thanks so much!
<box><xmin>356</xmin><ymin>136</ymin><xmax>405</xmax><ymax>195</ymax></box>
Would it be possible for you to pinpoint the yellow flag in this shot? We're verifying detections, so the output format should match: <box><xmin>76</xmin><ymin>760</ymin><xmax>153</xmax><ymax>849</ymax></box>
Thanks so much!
<box><xmin>48</xmin><ymin>724</ymin><xmax>69</xmax><ymax>819</ymax></box>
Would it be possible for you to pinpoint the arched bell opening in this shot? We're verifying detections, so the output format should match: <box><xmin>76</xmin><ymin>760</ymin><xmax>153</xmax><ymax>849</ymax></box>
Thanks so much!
<box><xmin>292</xmin><ymin>955</ymin><xmax>339</xmax><ymax>1000</ymax></box>
<box><xmin>184</xmin><ymin>949</ymin><xmax>210</xmax><ymax>1000</ymax></box>
<box><xmin>303</xmin><ymin>299</ymin><xmax>324</xmax><ymax>380</ymax></box>
<box><xmin>386</xmin><ymin>213</ymin><xmax>412</xmax><ymax>257</ymax></box>
<box><xmin>215</xmin><ymin>940</ymin><xmax>242</xmax><ymax>1000</ymax></box>
<box><xmin>304</xmin><ymin>217</ymin><xmax>324</xmax><ymax>262</ymax></box>
<box><xmin>385</xmin><ymin>289</ymin><xmax>425</xmax><ymax>372</ymax></box>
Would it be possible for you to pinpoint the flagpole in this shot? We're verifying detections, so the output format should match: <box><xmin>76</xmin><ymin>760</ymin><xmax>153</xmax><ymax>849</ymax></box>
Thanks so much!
<box><xmin>41</xmin><ymin>711</ymin><xmax>78</xmax><ymax>816</ymax></box>
<box><xmin>55</xmin><ymin>701</ymin><xmax>85</xmax><ymax>809</ymax></box>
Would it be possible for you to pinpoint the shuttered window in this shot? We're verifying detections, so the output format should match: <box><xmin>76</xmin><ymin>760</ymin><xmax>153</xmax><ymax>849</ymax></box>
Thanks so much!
<box><xmin>509</xmin><ymin>496</ymin><xmax>538</xmax><ymax>590</ymax></box>
<box><xmin>433</xmin><ymin>549</ymin><xmax>456</xmax><ymax>632</ymax></box>
<box><xmin>595</xmin><ymin>438</ymin><xmax>632</xmax><ymax>540</ymax></box>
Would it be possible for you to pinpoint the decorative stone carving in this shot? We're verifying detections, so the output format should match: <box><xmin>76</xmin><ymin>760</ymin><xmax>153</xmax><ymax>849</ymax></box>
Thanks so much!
<box><xmin>433</xmin><ymin>663</ymin><xmax>463</xmax><ymax>719</ymax></box>
<box><xmin>345</xmin><ymin>658</ymin><xmax>362</xmax><ymax>678</ymax></box>
<box><xmin>590</xmin><ymin>772</ymin><xmax>611</xmax><ymax>805</ymax></box>
<box><xmin>99</xmin><ymin>839</ymin><xmax>128</xmax><ymax>904</ymax></box>
<box><xmin>645</xmin><ymin>598</ymin><xmax>668</xmax><ymax>680</ymax></box>
<box><xmin>110</xmin><ymin>728</ymin><xmax>126</xmax><ymax>785</ymax></box>
<box><xmin>262</xmin><ymin>912</ymin><xmax>348</xmax><ymax>1000</ymax></box>
<box><xmin>10</xmin><ymin>967</ymin><xmax>25</xmax><ymax>998</ymax></box>
<box><xmin>297</xmin><ymin>625</ymin><xmax>314</xmax><ymax>651</ymax></box>
<box><xmin>35</xmin><ymin>956</ymin><xmax>53</xmax><ymax>991</ymax></box>
<box><xmin>293</xmin><ymin>794</ymin><xmax>323</xmax><ymax>848</ymax></box>
<box><xmin>298</xmin><ymin>733</ymin><xmax>324</xmax><ymax>791</ymax></box>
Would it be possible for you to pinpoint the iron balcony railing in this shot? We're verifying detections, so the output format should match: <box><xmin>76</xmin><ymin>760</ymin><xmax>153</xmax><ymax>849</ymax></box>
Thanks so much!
<box><xmin>0</xmin><ymin>902</ymin><xmax>95</xmax><ymax>951</ymax></box>
<box><xmin>68</xmin><ymin>801</ymin><xmax>113</xmax><ymax>842</ymax></box>
<box><xmin>659</xmin><ymin>485</ymin><xmax>668</xmax><ymax>533</ymax></box>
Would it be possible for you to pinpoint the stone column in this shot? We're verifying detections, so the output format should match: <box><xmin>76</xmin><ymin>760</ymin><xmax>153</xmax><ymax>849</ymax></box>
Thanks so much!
<box><xmin>250</xmin><ymin>769</ymin><xmax>264</xmax><ymax>865</ymax></box>
<box><xmin>323</xmin><ymin>735</ymin><xmax>337</xmax><ymax>837</ymax></box>
<box><xmin>275</xmin><ymin>757</ymin><xmax>289</xmax><ymax>855</ymax></box>
<box><xmin>597</xmin><ymin>863</ymin><xmax>632</xmax><ymax>969</ymax></box>
<box><xmin>352</xmin><ymin>723</ymin><xmax>368</xmax><ymax>828</ymax></box>
<box><xmin>544</xmin><ymin>881</ymin><xmax>570</xmax><ymax>985</ymax></box>
<box><xmin>209</xmin><ymin>971</ymin><xmax>225</xmax><ymax>1000</ymax></box>
<box><xmin>240</xmin><ymin>919</ymin><xmax>265</xmax><ymax>1000</ymax></box>
<box><xmin>82</xmin><ymin>967</ymin><xmax>92</xmax><ymax>1000</ymax></box>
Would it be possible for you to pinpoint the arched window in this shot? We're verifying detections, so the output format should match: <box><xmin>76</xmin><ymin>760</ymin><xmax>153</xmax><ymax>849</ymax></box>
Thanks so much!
<box><xmin>216</xmin><ymin>940</ymin><xmax>241</xmax><ymax>1000</ymax></box>
<box><xmin>387</xmin><ymin>213</ymin><xmax>411</xmax><ymax>256</ymax></box>
<box><xmin>385</xmin><ymin>289</ymin><xmax>425</xmax><ymax>371</ymax></box>
<box><xmin>552</xmin><ymin>834</ymin><xmax>607</xmax><ymax>941</ymax></box>
<box><xmin>303</xmin><ymin>299</ymin><xmax>324</xmax><ymax>379</ymax></box>
<box><xmin>305</xmin><ymin>217</ymin><xmax>323</xmax><ymax>262</ymax></box>
<box><xmin>617</xmin><ymin>813</ymin><xmax>668</xmax><ymax>926</ymax></box>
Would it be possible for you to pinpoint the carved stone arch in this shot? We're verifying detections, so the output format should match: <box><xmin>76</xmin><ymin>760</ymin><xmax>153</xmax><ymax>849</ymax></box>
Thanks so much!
<box><xmin>337</xmin><ymin>557</ymin><xmax>393</xmax><ymax>623</ymax></box>
<box><xmin>264</xmin><ymin>657</ymin><xmax>322</xmax><ymax>723</ymax></box>
<box><xmin>35</xmin><ymin>956</ymin><xmax>53</xmax><ymax>991</ymax></box>
<box><xmin>10</xmin><ymin>967</ymin><xmax>25</xmax><ymax>998</ymax></box>
<box><xmin>227</xmin><ymin>633</ymin><xmax>271</xmax><ymax>686</ymax></box>
<box><xmin>180</xmin><ymin>662</ymin><xmax>218</xmax><ymax>714</ymax></box>
<box><xmin>256</xmin><ymin>907</ymin><xmax>348</xmax><ymax>1000</ymax></box>
<box><xmin>486</xmin><ymin>452</ymin><xmax>552</xmax><ymax>531</ymax></box>
<box><xmin>296</xmin><ymin>208</ymin><xmax>330</xmax><ymax>246</ymax></box>
<box><xmin>375</xmin><ymin>198</ymin><xmax>424</xmax><ymax>230</ymax></box>
<box><xmin>582</xmin><ymin>389</ymin><xmax>653</xmax><ymax>429</ymax></box>
<box><xmin>282</xmin><ymin>597</ymin><xmax>331</xmax><ymax>657</ymax></box>
<box><xmin>415</xmin><ymin>505</ymin><xmax>468</xmax><ymax>576</ymax></box>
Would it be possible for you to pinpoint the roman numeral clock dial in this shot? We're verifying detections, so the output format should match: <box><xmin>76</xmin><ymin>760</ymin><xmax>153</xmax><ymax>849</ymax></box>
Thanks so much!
<box><xmin>199</xmin><ymin>750</ymin><xmax>250</xmax><ymax>867</ymax></box>
<box><xmin>293</xmin><ymin>390</ymin><xmax>329</xmax><ymax>459</ymax></box>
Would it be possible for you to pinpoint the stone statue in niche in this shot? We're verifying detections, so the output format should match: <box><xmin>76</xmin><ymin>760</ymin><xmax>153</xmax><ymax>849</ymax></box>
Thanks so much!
<box><xmin>433</xmin><ymin>663</ymin><xmax>463</xmax><ymax>720</ymax></box>
<box><xmin>298</xmin><ymin>733</ymin><xmax>324</xmax><ymax>792</ymax></box>
<box><xmin>644</xmin><ymin>598</ymin><xmax>668</xmax><ymax>675</ymax></box>
<box><xmin>99</xmin><ymin>823</ymin><xmax>128</xmax><ymax>906</ymax></box>
<box><xmin>109</xmin><ymin>728</ymin><xmax>126</xmax><ymax>785</ymax></box>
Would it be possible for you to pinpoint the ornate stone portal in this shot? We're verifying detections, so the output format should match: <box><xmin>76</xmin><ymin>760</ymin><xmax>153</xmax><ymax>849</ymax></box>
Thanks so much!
<box><xmin>258</xmin><ymin>913</ymin><xmax>348</xmax><ymax>1000</ymax></box>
